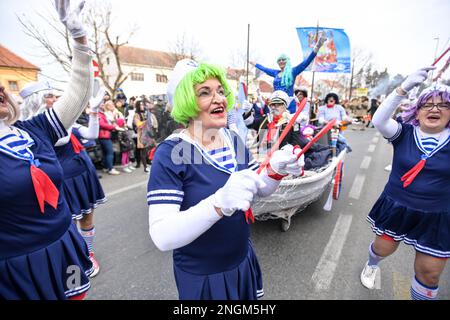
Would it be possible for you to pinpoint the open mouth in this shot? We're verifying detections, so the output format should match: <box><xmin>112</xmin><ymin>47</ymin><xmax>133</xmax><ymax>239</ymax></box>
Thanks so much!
<box><xmin>427</xmin><ymin>114</ymin><xmax>441</xmax><ymax>121</ymax></box>
<box><xmin>210</xmin><ymin>106</ymin><xmax>225</xmax><ymax>115</ymax></box>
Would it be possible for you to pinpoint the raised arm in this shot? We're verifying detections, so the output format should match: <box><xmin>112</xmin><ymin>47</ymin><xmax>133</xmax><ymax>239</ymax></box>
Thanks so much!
<box><xmin>254</xmin><ymin>63</ymin><xmax>279</xmax><ymax>78</ymax></box>
<box><xmin>52</xmin><ymin>0</ymin><xmax>93</xmax><ymax>130</ymax></box>
<box><xmin>292</xmin><ymin>33</ymin><xmax>326</xmax><ymax>76</ymax></box>
<box><xmin>372</xmin><ymin>66</ymin><xmax>434</xmax><ymax>139</ymax></box>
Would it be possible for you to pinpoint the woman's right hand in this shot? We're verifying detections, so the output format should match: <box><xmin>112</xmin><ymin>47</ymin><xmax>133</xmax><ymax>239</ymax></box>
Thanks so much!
<box><xmin>212</xmin><ymin>169</ymin><xmax>265</xmax><ymax>216</ymax></box>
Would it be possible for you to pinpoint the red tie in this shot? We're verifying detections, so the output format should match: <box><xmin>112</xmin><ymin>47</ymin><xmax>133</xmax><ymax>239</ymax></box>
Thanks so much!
<box><xmin>245</xmin><ymin>207</ymin><xmax>255</xmax><ymax>224</ymax></box>
<box><xmin>30</xmin><ymin>165</ymin><xmax>59</xmax><ymax>213</ymax></box>
<box><xmin>401</xmin><ymin>155</ymin><xmax>427</xmax><ymax>188</ymax></box>
<box><xmin>70</xmin><ymin>134</ymin><xmax>85</xmax><ymax>154</ymax></box>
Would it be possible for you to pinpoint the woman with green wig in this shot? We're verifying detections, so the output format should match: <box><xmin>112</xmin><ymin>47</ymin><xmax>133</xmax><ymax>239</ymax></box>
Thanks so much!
<box><xmin>252</xmin><ymin>34</ymin><xmax>326</xmax><ymax>113</ymax></box>
<box><xmin>146</xmin><ymin>59</ymin><xmax>305</xmax><ymax>300</ymax></box>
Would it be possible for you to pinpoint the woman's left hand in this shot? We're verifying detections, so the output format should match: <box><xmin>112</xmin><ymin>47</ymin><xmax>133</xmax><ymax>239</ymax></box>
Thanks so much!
<box><xmin>54</xmin><ymin>0</ymin><xmax>86</xmax><ymax>40</ymax></box>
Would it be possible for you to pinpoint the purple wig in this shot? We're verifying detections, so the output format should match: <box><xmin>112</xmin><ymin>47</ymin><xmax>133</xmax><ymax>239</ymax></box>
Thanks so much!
<box><xmin>401</xmin><ymin>84</ymin><xmax>450</xmax><ymax>128</ymax></box>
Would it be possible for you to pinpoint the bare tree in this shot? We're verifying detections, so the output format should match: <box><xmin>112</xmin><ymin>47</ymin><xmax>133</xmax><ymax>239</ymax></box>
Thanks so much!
<box><xmin>17</xmin><ymin>0</ymin><xmax>137</xmax><ymax>95</ymax></box>
<box><xmin>348</xmin><ymin>47</ymin><xmax>373</xmax><ymax>100</ymax></box>
<box><xmin>84</xmin><ymin>1</ymin><xmax>138</xmax><ymax>95</ymax></box>
<box><xmin>168</xmin><ymin>32</ymin><xmax>202</xmax><ymax>63</ymax></box>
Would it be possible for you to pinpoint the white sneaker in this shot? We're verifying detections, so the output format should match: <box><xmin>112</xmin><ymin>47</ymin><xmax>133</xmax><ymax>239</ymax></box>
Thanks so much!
<box><xmin>108</xmin><ymin>168</ymin><xmax>120</xmax><ymax>175</ymax></box>
<box><xmin>123</xmin><ymin>167</ymin><xmax>132</xmax><ymax>173</ymax></box>
<box><xmin>144</xmin><ymin>166</ymin><xmax>150</xmax><ymax>173</ymax></box>
<box><xmin>360</xmin><ymin>262</ymin><xmax>380</xmax><ymax>289</ymax></box>
<box><xmin>384</xmin><ymin>164</ymin><xmax>392</xmax><ymax>172</ymax></box>
<box><xmin>128</xmin><ymin>165</ymin><xmax>136</xmax><ymax>171</ymax></box>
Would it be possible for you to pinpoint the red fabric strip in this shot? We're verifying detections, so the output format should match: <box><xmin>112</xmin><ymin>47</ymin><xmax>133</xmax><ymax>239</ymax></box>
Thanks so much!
<box><xmin>401</xmin><ymin>159</ymin><xmax>426</xmax><ymax>188</ymax></box>
<box><xmin>30</xmin><ymin>165</ymin><xmax>59</xmax><ymax>213</ymax></box>
<box><xmin>70</xmin><ymin>134</ymin><xmax>85</xmax><ymax>154</ymax></box>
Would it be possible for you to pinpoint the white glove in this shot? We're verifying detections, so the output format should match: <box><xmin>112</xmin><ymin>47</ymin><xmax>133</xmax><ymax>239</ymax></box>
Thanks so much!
<box><xmin>212</xmin><ymin>169</ymin><xmax>265</xmax><ymax>216</ymax></box>
<box><xmin>54</xmin><ymin>0</ymin><xmax>87</xmax><ymax>39</ymax></box>
<box><xmin>269</xmin><ymin>144</ymin><xmax>305</xmax><ymax>176</ymax></box>
<box><xmin>242</xmin><ymin>100</ymin><xmax>253</xmax><ymax>113</ymax></box>
<box><xmin>400</xmin><ymin>66</ymin><xmax>435</xmax><ymax>92</ymax></box>
<box><xmin>89</xmin><ymin>79</ymin><xmax>105</xmax><ymax>113</ymax></box>
<box><xmin>295</xmin><ymin>113</ymin><xmax>308</xmax><ymax>124</ymax></box>
<box><xmin>313</xmin><ymin>33</ymin><xmax>327</xmax><ymax>53</ymax></box>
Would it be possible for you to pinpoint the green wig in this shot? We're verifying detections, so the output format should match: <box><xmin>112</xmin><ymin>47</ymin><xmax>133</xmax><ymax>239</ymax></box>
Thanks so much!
<box><xmin>171</xmin><ymin>63</ymin><xmax>235</xmax><ymax>126</ymax></box>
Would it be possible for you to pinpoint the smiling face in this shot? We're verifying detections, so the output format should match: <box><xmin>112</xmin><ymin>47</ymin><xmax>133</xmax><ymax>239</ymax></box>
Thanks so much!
<box><xmin>192</xmin><ymin>78</ymin><xmax>228</xmax><ymax>130</ymax></box>
<box><xmin>416</xmin><ymin>96</ymin><xmax>450</xmax><ymax>134</ymax></box>
<box><xmin>277</xmin><ymin>58</ymin><xmax>287</xmax><ymax>71</ymax></box>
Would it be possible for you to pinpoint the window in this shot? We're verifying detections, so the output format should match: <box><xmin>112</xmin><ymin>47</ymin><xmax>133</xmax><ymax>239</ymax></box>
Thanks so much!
<box><xmin>8</xmin><ymin>81</ymin><xmax>19</xmax><ymax>91</ymax></box>
<box><xmin>156</xmin><ymin>74</ymin><xmax>168</xmax><ymax>83</ymax></box>
<box><xmin>130</xmin><ymin>72</ymin><xmax>144</xmax><ymax>81</ymax></box>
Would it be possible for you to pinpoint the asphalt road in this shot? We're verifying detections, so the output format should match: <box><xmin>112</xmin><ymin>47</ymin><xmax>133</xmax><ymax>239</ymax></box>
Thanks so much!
<box><xmin>86</xmin><ymin>127</ymin><xmax>450</xmax><ymax>300</ymax></box>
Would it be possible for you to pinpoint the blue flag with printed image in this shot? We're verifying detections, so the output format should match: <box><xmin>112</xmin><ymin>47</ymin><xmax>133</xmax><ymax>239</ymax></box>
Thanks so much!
<box><xmin>296</xmin><ymin>27</ymin><xmax>351</xmax><ymax>73</ymax></box>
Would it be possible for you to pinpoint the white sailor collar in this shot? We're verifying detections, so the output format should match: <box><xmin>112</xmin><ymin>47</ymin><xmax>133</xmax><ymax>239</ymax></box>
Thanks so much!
<box><xmin>166</xmin><ymin>128</ymin><xmax>238</xmax><ymax>175</ymax></box>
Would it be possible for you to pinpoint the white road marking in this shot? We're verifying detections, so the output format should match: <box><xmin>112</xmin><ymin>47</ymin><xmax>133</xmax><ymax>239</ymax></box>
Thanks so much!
<box><xmin>360</xmin><ymin>156</ymin><xmax>372</xmax><ymax>169</ymax></box>
<box><xmin>368</xmin><ymin>144</ymin><xmax>376</xmax><ymax>153</ymax></box>
<box><xmin>349</xmin><ymin>174</ymin><xmax>366</xmax><ymax>200</ymax></box>
<box><xmin>375</xmin><ymin>132</ymin><xmax>380</xmax><ymax>137</ymax></box>
<box><xmin>107</xmin><ymin>181</ymin><xmax>148</xmax><ymax>197</ymax></box>
<box><xmin>372</xmin><ymin>136</ymin><xmax>379</xmax><ymax>144</ymax></box>
<box><xmin>311</xmin><ymin>214</ymin><xmax>353</xmax><ymax>291</ymax></box>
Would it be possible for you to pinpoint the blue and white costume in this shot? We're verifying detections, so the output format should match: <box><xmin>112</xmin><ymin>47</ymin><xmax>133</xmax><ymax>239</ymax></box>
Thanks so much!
<box><xmin>0</xmin><ymin>110</ymin><xmax>93</xmax><ymax>299</ymax></box>
<box><xmin>147</xmin><ymin>129</ymin><xmax>264</xmax><ymax>300</ymax></box>
<box><xmin>368</xmin><ymin>91</ymin><xmax>450</xmax><ymax>258</ymax></box>
<box><xmin>255</xmin><ymin>51</ymin><xmax>317</xmax><ymax>114</ymax></box>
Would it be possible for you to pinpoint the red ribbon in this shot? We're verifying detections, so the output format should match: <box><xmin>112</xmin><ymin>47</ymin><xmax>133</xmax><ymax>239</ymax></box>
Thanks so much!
<box><xmin>30</xmin><ymin>165</ymin><xmax>59</xmax><ymax>213</ymax></box>
<box><xmin>401</xmin><ymin>158</ymin><xmax>427</xmax><ymax>188</ymax></box>
<box><xmin>264</xmin><ymin>115</ymin><xmax>282</xmax><ymax>143</ymax></box>
<box><xmin>70</xmin><ymin>134</ymin><xmax>85</xmax><ymax>154</ymax></box>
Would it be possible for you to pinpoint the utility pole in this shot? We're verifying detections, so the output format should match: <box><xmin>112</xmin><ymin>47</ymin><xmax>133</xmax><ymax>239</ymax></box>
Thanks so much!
<box><xmin>348</xmin><ymin>57</ymin><xmax>355</xmax><ymax>101</ymax></box>
<box><xmin>246</xmin><ymin>24</ymin><xmax>250</xmax><ymax>90</ymax></box>
<box><xmin>310</xmin><ymin>22</ymin><xmax>320</xmax><ymax>106</ymax></box>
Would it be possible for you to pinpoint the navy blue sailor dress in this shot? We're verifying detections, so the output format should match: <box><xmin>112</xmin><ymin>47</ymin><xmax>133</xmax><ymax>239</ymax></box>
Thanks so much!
<box><xmin>54</xmin><ymin>126</ymin><xmax>106</xmax><ymax>220</ymax></box>
<box><xmin>367</xmin><ymin>123</ymin><xmax>450</xmax><ymax>258</ymax></box>
<box><xmin>0</xmin><ymin>110</ymin><xmax>93</xmax><ymax>299</ymax></box>
<box><xmin>147</xmin><ymin>128</ymin><xmax>264</xmax><ymax>300</ymax></box>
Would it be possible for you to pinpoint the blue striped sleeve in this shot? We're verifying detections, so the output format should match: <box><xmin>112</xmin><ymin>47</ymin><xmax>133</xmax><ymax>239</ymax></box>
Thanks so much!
<box><xmin>147</xmin><ymin>142</ymin><xmax>186</xmax><ymax>206</ymax></box>
<box><xmin>17</xmin><ymin>109</ymin><xmax>68</xmax><ymax>145</ymax></box>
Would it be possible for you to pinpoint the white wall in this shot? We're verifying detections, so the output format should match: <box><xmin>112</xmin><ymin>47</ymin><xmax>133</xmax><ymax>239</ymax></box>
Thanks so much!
<box><xmin>120</xmin><ymin>64</ymin><xmax>172</xmax><ymax>98</ymax></box>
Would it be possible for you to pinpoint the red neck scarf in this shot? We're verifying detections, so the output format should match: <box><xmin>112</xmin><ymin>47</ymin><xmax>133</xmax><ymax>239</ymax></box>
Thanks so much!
<box><xmin>265</xmin><ymin>115</ymin><xmax>282</xmax><ymax>143</ymax></box>
<box><xmin>29</xmin><ymin>161</ymin><xmax>59</xmax><ymax>213</ymax></box>
<box><xmin>70</xmin><ymin>134</ymin><xmax>85</xmax><ymax>154</ymax></box>
<box><xmin>401</xmin><ymin>154</ymin><xmax>428</xmax><ymax>188</ymax></box>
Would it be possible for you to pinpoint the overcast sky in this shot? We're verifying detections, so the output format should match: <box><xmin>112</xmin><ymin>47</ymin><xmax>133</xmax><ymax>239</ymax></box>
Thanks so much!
<box><xmin>1</xmin><ymin>0</ymin><xmax>449</xmax><ymax>83</ymax></box>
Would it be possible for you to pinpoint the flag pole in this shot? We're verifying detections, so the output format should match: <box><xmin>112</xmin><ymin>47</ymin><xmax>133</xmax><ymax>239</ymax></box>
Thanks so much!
<box><xmin>310</xmin><ymin>21</ymin><xmax>319</xmax><ymax>114</ymax></box>
<box><xmin>246</xmin><ymin>24</ymin><xmax>250</xmax><ymax>91</ymax></box>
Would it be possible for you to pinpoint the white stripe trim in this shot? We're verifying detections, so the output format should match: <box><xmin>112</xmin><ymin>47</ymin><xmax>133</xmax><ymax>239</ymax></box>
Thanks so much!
<box><xmin>147</xmin><ymin>189</ymin><xmax>184</xmax><ymax>196</ymax></box>
<box><xmin>45</xmin><ymin>109</ymin><xmax>65</xmax><ymax>139</ymax></box>
<box><xmin>147</xmin><ymin>196</ymin><xmax>183</xmax><ymax>202</ymax></box>
<box><xmin>65</xmin><ymin>282</ymin><xmax>90</xmax><ymax>296</ymax></box>
<box><xmin>367</xmin><ymin>216</ymin><xmax>450</xmax><ymax>258</ymax></box>
<box><xmin>387</xmin><ymin>122</ymin><xmax>402</xmax><ymax>142</ymax></box>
